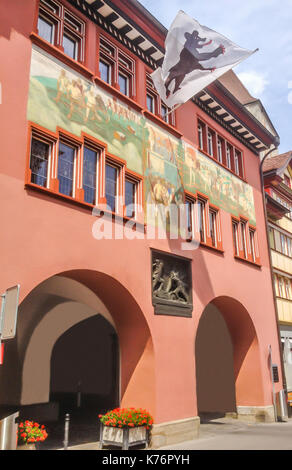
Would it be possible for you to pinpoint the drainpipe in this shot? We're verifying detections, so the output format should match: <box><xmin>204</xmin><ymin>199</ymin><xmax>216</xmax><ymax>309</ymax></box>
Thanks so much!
<box><xmin>259</xmin><ymin>138</ymin><xmax>288</xmax><ymax>409</ymax></box>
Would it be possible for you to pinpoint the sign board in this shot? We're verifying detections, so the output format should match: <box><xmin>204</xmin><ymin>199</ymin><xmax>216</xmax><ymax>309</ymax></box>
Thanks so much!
<box><xmin>272</xmin><ymin>364</ymin><xmax>279</xmax><ymax>383</ymax></box>
<box><xmin>287</xmin><ymin>391</ymin><xmax>292</xmax><ymax>404</ymax></box>
<box><xmin>0</xmin><ymin>285</ymin><xmax>20</xmax><ymax>340</ymax></box>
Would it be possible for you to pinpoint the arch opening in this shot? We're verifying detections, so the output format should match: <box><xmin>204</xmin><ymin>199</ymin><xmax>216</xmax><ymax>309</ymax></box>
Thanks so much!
<box><xmin>0</xmin><ymin>270</ymin><xmax>155</xmax><ymax>448</ymax></box>
<box><xmin>195</xmin><ymin>296</ymin><xmax>264</xmax><ymax>422</ymax></box>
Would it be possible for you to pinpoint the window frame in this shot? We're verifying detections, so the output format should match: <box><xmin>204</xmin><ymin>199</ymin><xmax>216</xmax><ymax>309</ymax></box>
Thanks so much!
<box><xmin>37</xmin><ymin>0</ymin><xmax>85</xmax><ymax>63</ymax></box>
<box><xmin>29</xmin><ymin>133</ymin><xmax>53</xmax><ymax>189</ymax></box>
<box><xmin>145</xmin><ymin>72</ymin><xmax>175</xmax><ymax>126</ymax></box>
<box><xmin>124</xmin><ymin>172</ymin><xmax>142</xmax><ymax>221</ymax></box>
<box><xmin>197</xmin><ymin>117</ymin><xmax>244</xmax><ymax>179</ymax></box>
<box><xmin>82</xmin><ymin>142</ymin><xmax>100</xmax><ymax>206</ymax></box>
<box><xmin>99</xmin><ymin>34</ymin><xmax>135</xmax><ymax>99</ymax></box>
<box><xmin>232</xmin><ymin>216</ymin><xmax>260</xmax><ymax>264</ymax></box>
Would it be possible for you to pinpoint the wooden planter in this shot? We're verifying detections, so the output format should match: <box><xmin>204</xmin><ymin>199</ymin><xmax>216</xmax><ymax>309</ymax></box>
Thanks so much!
<box><xmin>17</xmin><ymin>443</ymin><xmax>36</xmax><ymax>450</ymax></box>
<box><xmin>99</xmin><ymin>422</ymin><xmax>149</xmax><ymax>450</ymax></box>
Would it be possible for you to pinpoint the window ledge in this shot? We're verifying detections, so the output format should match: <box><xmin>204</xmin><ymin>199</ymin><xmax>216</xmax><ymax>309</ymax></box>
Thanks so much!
<box><xmin>199</xmin><ymin>241</ymin><xmax>224</xmax><ymax>254</ymax></box>
<box><xmin>25</xmin><ymin>182</ymin><xmax>146</xmax><ymax>231</ymax></box>
<box><xmin>234</xmin><ymin>254</ymin><xmax>261</xmax><ymax>268</ymax></box>
<box><xmin>94</xmin><ymin>76</ymin><xmax>144</xmax><ymax>113</ymax></box>
<box><xmin>276</xmin><ymin>296</ymin><xmax>292</xmax><ymax>302</ymax></box>
<box><xmin>271</xmin><ymin>248</ymin><xmax>292</xmax><ymax>261</ymax></box>
<box><xmin>142</xmin><ymin>109</ymin><xmax>182</xmax><ymax>139</ymax></box>
<box><xmin>197</xmin><ymin>147</ymin><xmax>247</xmax><ymax>183</ymax></box>
<box><xmin>30</xmin><ymin>32</ymin><xmax>94</xmax><ymax>80</ymax></box>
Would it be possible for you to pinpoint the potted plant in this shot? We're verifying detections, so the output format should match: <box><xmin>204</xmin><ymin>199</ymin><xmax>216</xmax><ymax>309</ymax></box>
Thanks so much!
<box><xmin>17</xmin><ymin>420</ymin><xmax>48</xmax><ymax>450</ymax></box>
<box><xmin>98</xmin><ymin>407</ymin><xmax>153</xmax><ymax>450</ymax></box>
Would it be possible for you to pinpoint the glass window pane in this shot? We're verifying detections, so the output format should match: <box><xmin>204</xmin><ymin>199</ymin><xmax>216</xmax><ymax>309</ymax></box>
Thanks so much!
<box><xmin>38</xmin><ymin>16</ymin><xmax>54</xmax><ymax>43</ymax></box>
<box><xmin>99</xmin><ymin>61</ymin><xmax>110</xmax><ymax>84</ymax></box>
<box><xmin>58</xmin><ymin>142</ymin><xmax>75</xmax><ymax>196</ymax></box>
<box><xmin>30</xmin><ymin>138</ymin><xmax>50</xmax><ymax>187</ymax></box>
<box><xmin>63</xmin><ymin>34</ymin><xmax>77</xmax><ymax>59</ymax></box>
<box><xmin>197</xmin><ymin>200</ymin><xmax>205</xmax><ymax>242</ymax></box>
<box><xmin>147</xmin><ymin>94</ymin><xmax>154</xmax><ymax>113</ymax></box>
<box><xmin>125</xmin><ymin>180</ymin><xmax>136</xmax><ymax>218</ymax></box>
<box><xmin>161</xmin><ymin>105</ymin><xmax>168</xmax><ymax>122</ymax></box>
<box><xmin>240</xmin><ymin>222</ymin><xmax>247</xmax><ymax>257</ymax></box>
<box><xmin>268</xmin><ymin>227</ymin><xmax>275</xmax><ymax>249</ymax></box>
<box><xmin>209</xmin><ymin>211</ymin><xmax>217</xmax><ymax>247</ymax></box>
<box><xmin>186</xmin><ymin>200</ymin><xmax>193</xmax><ymax>235</ymax></box>
<box><xmin>105</xmin><ymin>164</ymin><xmax>118</xmax><ymax>213</ymax></box>
<box><xmin>249</xmin><ymin>230</ymin><xmax>255</xmax><ymax>261</ymax></box>
<box><xmin>83</xmin><ymin>147</ymin><xmax>97</xmax><ymax>205</ymax></box>
<box><xmin>119</xmin><ymin>74</ymin><xmax>128</xmax><ymax>96</ymax></box>
<box><xmin>232</xmin><ymin>222</ymin><xmax>239</xmax><ymax>255</ymax></box>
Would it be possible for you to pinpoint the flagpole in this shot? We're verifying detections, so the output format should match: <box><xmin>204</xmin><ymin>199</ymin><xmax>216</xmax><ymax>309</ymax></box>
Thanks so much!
<box><xmin>165</xmin><ymin>103</ymin><xmax>183</xmax><ymax>117</ymax></box>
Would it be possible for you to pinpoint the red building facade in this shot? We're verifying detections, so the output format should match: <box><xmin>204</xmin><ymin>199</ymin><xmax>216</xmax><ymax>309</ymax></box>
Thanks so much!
<box><xmin>0</xmin><ymin>0</ymin><xmax>284</xmax><ymax>446</ymax></box>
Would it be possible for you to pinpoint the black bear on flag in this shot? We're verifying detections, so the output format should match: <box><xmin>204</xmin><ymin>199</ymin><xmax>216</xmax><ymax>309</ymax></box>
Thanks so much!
<box><xmin>165</xmin><ymin>30</ymin><xmax>225</xmax><ymax>98</ymax></box>
<box><xmin>151</xmin><ymin>10</ymin><xmax>256</xmax><ymax>109</ymax></box>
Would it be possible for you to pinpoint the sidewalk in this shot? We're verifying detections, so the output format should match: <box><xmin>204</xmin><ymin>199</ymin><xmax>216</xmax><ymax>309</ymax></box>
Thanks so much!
<box><xmin>61</xmin><ymin>416</ymin><xmax>292</xmax><ymax>451</ymax></box>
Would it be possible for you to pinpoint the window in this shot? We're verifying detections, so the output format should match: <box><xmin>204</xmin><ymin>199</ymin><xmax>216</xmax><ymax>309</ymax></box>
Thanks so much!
<box><xmin>161</xmin><ymin>105</ymin><xmax>168</xmax><ymax>123</ymax></box>
<box><xmin>232</xmin><ymin>220</ymin><xmax>239</xmax><ymax>256</ymax></box>
<box><xmin>209</xmin><ymin>210</ymin><xmax>217</xmax><ymax>247</ymax></box>
<box><xmin>37</xmin><ymin>0</ymin><xmax>85</xmax><ymax>62</ymax></box>
<box><xmin>99</xmin><ymin>36</ymin><xmax>135</xmax><ymax>98</ymax></box>
<box><xmin>249</xmin><ymin>228</ymin><xmax>256</xmax><ymax>262</ymax></box>
<box><xmin>83</xmin><ymin>147</ymin><xmax>98</xmax><ymax>205</ymax></box>
<box><xmin>207</xmin><ymin>130</ymin><xmax>214</xmax><ymax>156</ymax></box>
<box><xmin>285</xmin><ymin>279</ymin><xmax>292</xmax><ymax>300</ymax></box>
<box><xmin>240</xmin><ymin>221</ymin><xmax>247</xmax><ymax>258</ymax></box>
<box><xmin>278</xmin><ymin>276</ymin><xmax>284</xmax><ymax>298</ymax></box>
<box><xmin>63</xmin><ymin>33</ymin><xmax>77</xmax><ymax>60</ymax></box>
<box><xmin>146</xmin><ymin>94</ymin><xmax>155</xmax><ymax>113</ymax></box>
<box><xmin>226</xmin><ymin>144</ymin><xmax>232</xmax><ymax>169</ymax></box>
<box><xmin>198</xmin><ymin>121</ymin><xmax>205</xmax><ymax>150</ymax></box>
<box><xmin>58</xmin><ymin>142</ymin><xmax>76</xmax><ymax>197</ymax></box>
<box><xmin>234</xmin><ymin>151</ymin><xmax>239</xmax><ymax>175</ymax></box>
<box><xmin>118</xmin><ymin>73</ymin><xmax>129</xmax><ymax>97</ymax></box>
<box><xmin>268</xmin><ymin>226</ymin><xmax>275</xmax><ymax>249</ymax></box>
<box><xmin>27</xmin><ymin>126</ymin><xmax>143</xmax><ymax>217</ymax></box>
<box><xmin>185</xmin><ymin>198</ymin><xmax>194</xmax><ymax>238</ymax></box>
<box><xmin>105</xmin><ymin>163</ymin><xmax>119</xmax><ymax>213</ymax></box>
<box><xmin>197</xmin><ymin>199</ymin><xmax>206</xmax><ymax>243</ymax></box>
<box><xmin>281</xmin><ymin>233</ymin><xmax>288</xmax><ymax>256</ymax></box>
<box><xmin>30</xmin><ymin>137</ymin><xmax>51</xmax><ymax>188</ymax></box>
<box><xmin>37</xmin><ymin>16</ymin><xmax>54</xmax><ymax>44</ymax></box>
<box><xmin>217</xmin><ymin>137</ymin><xmax>223</xmax><ymax>164</ymax></box>
<box><xmin>125</xmin><ymin>178</ymin><xmax>136</xmax><ymax>218</ymax></box>
<box><xmin>99</xmin><ymin>60</ymin><xmax>111</xmax><ymax>84</ymax></box>
<box><xmin>145</xmin><ymin>73</ymin><xmax>174</xmax><ymax>125</ymax></box>
<box><xmin>232</xmin><ymin>217</ymin><xmax>259</xmax><ymax>263</ymax></box>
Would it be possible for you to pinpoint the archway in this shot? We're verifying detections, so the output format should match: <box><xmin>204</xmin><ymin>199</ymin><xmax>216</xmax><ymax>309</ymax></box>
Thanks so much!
<box><xmin>50</xmin><ymin>315</ymin><xmax>119</xmax><ymax>415</ymax></box>
<box><xmin>195</xmin><ymin>296</ymin><xmax>264</xmax><ymax>421</ymax></box>
<box><xmin>0</xmin><ymin>271</ymin><xmax>155</xmax><ymax>447</ymax></box>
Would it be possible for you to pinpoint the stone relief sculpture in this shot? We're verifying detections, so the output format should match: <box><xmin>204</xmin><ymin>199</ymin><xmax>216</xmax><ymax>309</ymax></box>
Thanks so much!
<box><xmin>152</xmin><ymin>258</ymin><xmax>190</xmax><ymax>304</ymax></box>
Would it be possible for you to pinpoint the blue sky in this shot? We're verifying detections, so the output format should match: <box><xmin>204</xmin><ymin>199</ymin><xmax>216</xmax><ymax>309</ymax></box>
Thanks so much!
<box><xmin>139</xmin><ymin>0</ymin><xmax>292</xmax><ymax>153</ymax></box>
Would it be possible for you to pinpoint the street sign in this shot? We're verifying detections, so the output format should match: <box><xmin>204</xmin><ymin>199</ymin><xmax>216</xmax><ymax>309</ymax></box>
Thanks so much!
<box><xmin>0</xmin><ymin>285</ymin><xmax>20</xmax><ymax>340</ymax></box>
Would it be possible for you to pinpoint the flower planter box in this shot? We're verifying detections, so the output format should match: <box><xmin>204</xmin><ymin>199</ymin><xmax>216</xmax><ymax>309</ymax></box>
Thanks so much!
<box><xmin>99</xmin><ymin>423</ymin><xmax>149</xmax><ymax>450</ymax></box>
<box><xmin>17</xmin><ymin>444</ymin><xmax>36</xmax><ymax>450</ymax></box>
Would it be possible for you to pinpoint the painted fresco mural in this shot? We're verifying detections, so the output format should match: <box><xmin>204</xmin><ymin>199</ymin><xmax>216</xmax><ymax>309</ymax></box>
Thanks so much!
<box><xmin>27</xmin><ymin>47</ymin><xmax>256</xmax><ymax>226</ymax></box>
<box><xmin>28</xmin><ymin>47</ymin><xmax>146</xmax><ymax>175</ymax></box>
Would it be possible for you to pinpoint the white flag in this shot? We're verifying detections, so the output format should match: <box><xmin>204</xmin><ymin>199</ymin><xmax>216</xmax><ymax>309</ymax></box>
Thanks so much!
<box><xmin>151</xmin><ymin>10</ymin><xmax>257</xmax><ymax>108</ymax></box>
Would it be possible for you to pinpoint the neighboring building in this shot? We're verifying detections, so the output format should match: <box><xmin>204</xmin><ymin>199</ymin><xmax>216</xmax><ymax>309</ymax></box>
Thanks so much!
<box><xmin>0</xmin><ymin>0</ymin><xmax>284</xmax><ymax>447</ymax></box>
<box><xmin>263</xmin><ymin>152</ymin><xmax>292</xmax><ymax>405</ymax></box>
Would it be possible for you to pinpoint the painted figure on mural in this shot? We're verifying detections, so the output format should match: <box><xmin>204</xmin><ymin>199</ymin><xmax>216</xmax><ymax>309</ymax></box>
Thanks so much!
<box><xmin>54</xmin><ymin>69</ymin><xmax>70</xmax><ymax>104</ymax></box>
